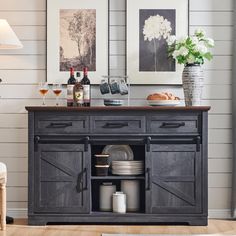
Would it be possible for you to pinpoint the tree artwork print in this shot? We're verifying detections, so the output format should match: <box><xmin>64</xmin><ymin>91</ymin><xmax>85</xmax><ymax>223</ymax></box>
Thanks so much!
<box><xmin>60</xmin><ymin>9</ymin><xmax>96</xmax><ymax>71</ymax></box>
<box><xmin>139</xmin><ymin>9</ymin><xmax>176</xmax><ymax>72</ymax></box>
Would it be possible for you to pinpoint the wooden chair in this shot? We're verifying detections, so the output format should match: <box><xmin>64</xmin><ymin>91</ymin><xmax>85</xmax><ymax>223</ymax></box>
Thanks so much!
<box><xmin>0</xmin><ymin>163</ymin><xmax>7</xmax><ymax>230</ymax></box>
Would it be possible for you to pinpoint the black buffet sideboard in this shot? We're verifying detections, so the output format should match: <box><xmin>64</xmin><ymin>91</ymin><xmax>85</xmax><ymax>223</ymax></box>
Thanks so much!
<box><xmin>26</xmin><ymin>106</ymin><xmax>210</xmax><ymax>226</ymax></box>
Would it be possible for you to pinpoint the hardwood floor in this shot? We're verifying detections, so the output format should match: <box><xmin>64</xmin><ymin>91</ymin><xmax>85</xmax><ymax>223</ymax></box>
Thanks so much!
<box><xmin>0</xmin><ymin>219</ymin><xmax>236</xmax><ymax>236</ymax></box>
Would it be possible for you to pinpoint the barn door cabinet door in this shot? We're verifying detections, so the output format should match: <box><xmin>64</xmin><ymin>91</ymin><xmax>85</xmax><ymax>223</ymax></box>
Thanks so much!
<box><xmin>146</xmin><ymin>144</ymin><xmax>202</xmax><ymax>214</ymax></box>
<box><xmin>34</xmin><ymin>143</ymin><xmax>90</xmax><ymax>213</ymax></box>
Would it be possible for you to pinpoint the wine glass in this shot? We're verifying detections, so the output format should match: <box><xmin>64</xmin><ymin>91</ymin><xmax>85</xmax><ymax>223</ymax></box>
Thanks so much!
<box><xmin>38</xmin><ymin>82</ymin><xmax>49</xmax><ymax>106</ymax></box>
<box><xmin>52</xmin><ymin>83</ymin><xmax>62</xmax><ymax>106</ymax></box>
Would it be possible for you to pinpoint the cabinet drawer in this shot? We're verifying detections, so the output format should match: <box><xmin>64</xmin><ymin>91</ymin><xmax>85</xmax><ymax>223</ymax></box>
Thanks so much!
<box><xmin>91</xmin><ymin>116</ymin><xmax>145</xmax><ymax>134</ymax></box>
<box><xmin>147</xmin><ymin>115</ymin><xmax>199</xmax><ymax>134</ymax></box>
<box><xmin>35</xmin><ymin>115</ymin><xmax>89</xmax><ymax>134</ymax></box>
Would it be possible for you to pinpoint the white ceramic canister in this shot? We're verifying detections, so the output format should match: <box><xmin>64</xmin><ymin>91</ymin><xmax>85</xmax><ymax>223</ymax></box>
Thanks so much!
<box><xmin>121</xmin><ymin>180</ymin><xmax>140</xmax><ymax>212</ymax></box>
<box><xmin>112</xmin><ymin>192</ymin><xmax>126</xmax><ymax>213</ymax></box>
<box><xmin>99</xmin><ymin>183</ymin><xmax>116</xmax><ymax>211</ymax></box>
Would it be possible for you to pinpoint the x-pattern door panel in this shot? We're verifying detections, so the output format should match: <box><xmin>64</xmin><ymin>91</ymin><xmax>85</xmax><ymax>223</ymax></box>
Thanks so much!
<box><xmin>35</xmin><ymin>143</ymin><xmax>90</xmax><ymax>213</ymax></box>
<box><xmin>146</xmin><ymin>144</ymin><xmax>202</xmax><ymax>214</ymax></box>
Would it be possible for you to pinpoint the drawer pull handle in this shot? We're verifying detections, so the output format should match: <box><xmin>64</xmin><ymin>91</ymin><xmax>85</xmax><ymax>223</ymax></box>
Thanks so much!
<box><xmin>48</xmin><ymin>122</ymin><xmax>73</xmax><ymax>128</ymax></box>
<box><xmin>146</xmin><ymin>168</ymin><xmax>151</xmax><ymax>191</ymax></box>
<box><xmin>196</xmin><ymin>136</ymin><xmax>201</xmax><ymax>152</ymax></box>
<box><xmin>84</xmin><ymin>168</ymin><xmax>88</xmax><ymax>190</ymax></box>
<box><xmin>84</xmin><ymin>136</ymin><xmax>90</xmax><ymax>152</ymax></box>
<box><xmin>76</xmin><ymin>168</ymin><xmax>88</xmax><ymax>193</ymax></box>
<box><xmin>76</xmin><ymin>171</ymin><xmax>83</xmax><ymax>193</ymax></box>
<box><xmin>146</xmin><ymin>136</ymin><xmax>151</xmax><ymax>152</ymax></box>
<box><xmin>35</xmin><ymin>136</ymin><xmax>40</xmax><ymax>151</ymax></box>
<box><xmin>103</xmin><ymin>122</ymin><xmax>129</xmax><ymax>129</ymax></box>
<box><xmin>160</xmin><ymin>122</ymin><xmax>185</xmax><ymax>128</ymax></box>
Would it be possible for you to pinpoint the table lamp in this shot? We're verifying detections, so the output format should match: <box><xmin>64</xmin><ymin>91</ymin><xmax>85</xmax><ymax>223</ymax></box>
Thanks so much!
<box><xmin>0</xmin><ymin>19</ymin><xmax>23</xmax><ymax>224</ymax></box>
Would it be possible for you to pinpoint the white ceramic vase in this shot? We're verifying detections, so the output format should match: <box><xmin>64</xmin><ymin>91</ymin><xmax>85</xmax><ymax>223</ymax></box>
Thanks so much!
<box><xmin>121</xmin><ymin>180</ymin><xmax>140</xmax><ymax>212</ymax></box>
<box><xmin>182</xmin><ymin>64</ymin><xmax>204</xmax><ymax>106</ymax></box>
<box><xmin>99</xmin><ymin>183</ymin><xmax>116</xmax><ymax>211</ymax></box>
<box><xmin>112</xmin><ymin>192</ymin><xmax>126</xmax><ymax>213</ymax></box>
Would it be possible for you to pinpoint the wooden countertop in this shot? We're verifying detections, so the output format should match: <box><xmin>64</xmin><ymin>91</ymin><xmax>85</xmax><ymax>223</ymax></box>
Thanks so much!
<box><xmin>25</xmin><ymin>106</ymin><xmax>211</xmax><ymax>112</ymax></box>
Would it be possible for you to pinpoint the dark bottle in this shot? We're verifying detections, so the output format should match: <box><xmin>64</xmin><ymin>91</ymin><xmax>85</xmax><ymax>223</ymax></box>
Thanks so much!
<box><xmin>80</xmin><ymin>67</ymin><xmax>91</xmax><ymax>107</ymax></box>
<box><xmin>67</xmin><ymin>67</ymin><xmax>76</xmax><ymax>107</ymax></box>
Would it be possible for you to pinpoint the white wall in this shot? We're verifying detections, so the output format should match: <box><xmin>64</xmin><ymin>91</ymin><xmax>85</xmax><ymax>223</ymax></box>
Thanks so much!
<box><xmin>0</xmin><ymin>0</ymin><xmax>233</xmax><ymax>218</ymax></box>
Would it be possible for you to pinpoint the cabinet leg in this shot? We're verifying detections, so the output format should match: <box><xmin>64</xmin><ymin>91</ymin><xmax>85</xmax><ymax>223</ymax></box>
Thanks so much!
<box><xmin>28</xmin><ymin>218</ymin><xmax>47</xmax><ymax>226</ymax></box>
<box><xmin>188</xmin><ymin>217</ymin><xmax>208</xmax><ymax>226</ymax></box>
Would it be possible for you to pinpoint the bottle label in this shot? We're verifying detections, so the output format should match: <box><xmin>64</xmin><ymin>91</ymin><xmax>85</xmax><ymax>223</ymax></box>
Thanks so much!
<box><xmin>75</xmin><ymin>90</ymin><xmax>84</xmax><ymax>104</ymax></box>
<box><xmin>83</xmin><ymin>85</ymin><xmax>90</xmax><ymax>102</ymax></box>
<box><xmin>67</xmin><ymin>85</ymin><xmax>74</xmax><ymax>102</ymax></box>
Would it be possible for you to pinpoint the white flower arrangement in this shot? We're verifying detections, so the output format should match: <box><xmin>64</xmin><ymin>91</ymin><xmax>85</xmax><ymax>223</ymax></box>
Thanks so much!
<box><xmin>143</xmin><ymin>14</ymin><xmax>172</xmax><ymax>71</ymax></box>
<box><xmin>143</xmin><ymin>14</ymin><xmax>172</xmax><ymax>41</ymax></box>
<box><xmin>167</xmin><ymin>29</ymin><xmax>214</xmax><ymax>65</ymax></box>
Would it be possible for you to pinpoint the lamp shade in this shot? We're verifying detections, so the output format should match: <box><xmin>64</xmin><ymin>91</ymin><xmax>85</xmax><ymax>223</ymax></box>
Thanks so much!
<box><xmin>0</xmin><ymin>19</ymin><xmax>23</xmax><ymax>49</ymax></box>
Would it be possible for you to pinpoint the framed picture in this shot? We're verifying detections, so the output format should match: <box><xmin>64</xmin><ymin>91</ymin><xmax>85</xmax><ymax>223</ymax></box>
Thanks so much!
<box><xmin>127</xmin><ymin>0</ymin><xmax>189</xmax><ymax>84</ymax></box>
<box><xmin>47</xmin><ymin>0</ymin><xmax>109</xmax><ymax>84</ymax></box>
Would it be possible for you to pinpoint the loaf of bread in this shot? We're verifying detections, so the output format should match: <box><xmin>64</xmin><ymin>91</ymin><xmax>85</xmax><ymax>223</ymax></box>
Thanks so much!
<box><xmin>147</xmin><ymin>92</ymin><xmax>180</xmax><ymax>101</ymax></box>
<box><xmin>147</xmin><ymin>93</ymin><xmax>168</xmax><ymax>100</ymax></box>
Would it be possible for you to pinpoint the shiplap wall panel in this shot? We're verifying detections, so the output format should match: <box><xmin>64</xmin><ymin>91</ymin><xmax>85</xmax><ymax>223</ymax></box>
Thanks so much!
<box><xmin>208</xmin><ymin>129</ymin><xmax>232</xmax><ymax>144</ymax></box>
<box><xmin>0</xmin><ymin>70</ymin><xmax>45</xmax><ymax>84</ymax></box>
<box><xmin>190</xmin><ymin>26</ymin><xmax>233</xmax><ymax>40</ymax></box>
<box><xmin>110</xmin><ymin>12</ymin><xmax>126</xmax><ymax>26</ymax></box>
<box><xmin>0</xmin><ymin>129</ymin><xmax>27</xmax><ymax>143</ymax></box>
<box><xmin>208</xmin><ymin>188</ymin><xmax>231</xmax><ymax>209</ymax></box>
<box><xmin>7</xmin><ymin>202</ymin><xmax>27</xmax><ymax>209</ymax></box>
<box><xmin>12</xmin><ymin>26</ymin><xmax>46</xmax><ymax>40</ymax></box>
<box><xmin>110</xmin><ymin>26</ymin><xmax>125</xmax><ymax>40</ymax></box>
<box><xmin>211</xmin><ymin>41</ymin><xmax>232</xmax><ymax>56</ymax></box>
<box><xmin>0</xmin><ymin>11</ymin><xmax>46</xmax><ymax>26</ymax></box>
<box><xmin>0</xmin><ymin>114</ymin><xmax>27</xmax><ymax>128</ymax></box>
<box><xmin>0</xmin><ymin>158</ymin><xmax>27</xmax><ymax>172</ymax></box>
<box><xmin>208</xmin><ymin>115</ymin><xmax>232</xmax><ymax>129</ymax></box>
<box><xmin>190</xmin><ymin>0</ymin><xmax>233</xmax><ymax>11</ymax></box>
<box><xmin>0</xmin><ymin>55</ymin><xmax>45</xmax><ymax>70</ymax></box>
<box><xmin>208</xmin><ymin>144</ymin><xmax>232</xmax><ymax>159</ymax></box>
<box><xmin>0</xmin><ymin>0</ymin><xmax>45</xmax><ymax>11</ymax></box>
<box><xmin>7</xmin><ymin>187</ymin><xmax>27</xmax><ymax>202</ymax></box>
<box><xmin>190</xmin><ymin>12</ymin><xmax>233</xmax><ymax>26</ymax></box>
<box><xmin>0</xmin><ymin>144</ymin><xmax>27</xmax><ymax>158</ymax></box>
<box><xmin>0</xmin><ymin>41</ymin><xmax>46</xmax><ymax>55</ymax></box>
<box><xmin>7</xmin><ymin>173</ymin><xmax>27</xmax><ymax>187</ymax></box>
<box><xmin>204</xmin><ymin>71</ymin><xmax>232</xmax><ymax>85</ymax></box>
<box><xmin>209</xmin><ymin>174</ymin><xmax>232</xmax><ymax>188</ymax></box>
<box><xmin>202</xmin><ymin>100</ymin><xmax>231</xmax><ymax>114</ymax></box>
<box><xmin>209</xmin><ymin>159</ymin><xmax>232</xmax><ymax>173</ymax></box>
<box><xmin>110</xmin><ymin>0</ymin><xmax>126</xmax><ymax>11</ymax></box>
<box><xmin>0</xmin><ymin>0</ymin><xmax>233</xmax><ymax>216</ymax></box>
<box><xmin>204</xmin><ymin>56</ymin><xmax>232</xmax><ymax>70</ymax></box>
<box><xmin>110</xmin><ymin>41</ymin><xmax>125</xmax><ymax>55</ymax></box>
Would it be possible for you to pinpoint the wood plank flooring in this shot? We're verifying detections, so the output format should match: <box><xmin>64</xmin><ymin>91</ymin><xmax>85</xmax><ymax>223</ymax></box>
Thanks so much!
<box><xmin>0</xmin><ymin>219</ymin><xmax>236</xmax><ymax>236</ymax></box>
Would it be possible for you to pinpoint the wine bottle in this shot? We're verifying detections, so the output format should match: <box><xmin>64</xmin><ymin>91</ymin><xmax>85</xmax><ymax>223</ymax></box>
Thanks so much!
<box><xmin>73</xmin><ymin>78</ymin><xmax>84</xmax><ymax>107</ymax></box>
<box><xmin>81</xmin><ymin>67</ymin><xmax>91</xmax><ymax>107</ymax></box>
<box><xmin>67</xmin><ymin>67</ymin><xmax>76</xmax><ymax>107</ymax></box>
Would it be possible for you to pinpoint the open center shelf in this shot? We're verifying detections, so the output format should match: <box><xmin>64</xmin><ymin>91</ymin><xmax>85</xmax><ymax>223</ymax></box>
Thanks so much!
<box><xmin>91</xmin><ymin>144</ymin><xmax>146</xmax><ymax>214</ymax></box>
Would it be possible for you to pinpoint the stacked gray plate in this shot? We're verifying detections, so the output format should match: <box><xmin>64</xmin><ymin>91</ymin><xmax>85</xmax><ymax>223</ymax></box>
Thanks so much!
<box><xmin>111</xmin><ymin>161</ymin><xmax>144</xmax><ymax>175</ymax></box>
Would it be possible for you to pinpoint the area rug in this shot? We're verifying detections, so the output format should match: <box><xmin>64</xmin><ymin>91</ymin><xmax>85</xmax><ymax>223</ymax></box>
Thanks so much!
<box><xmin>102</xmin><ymin>234</ymin><xmax>226</xmax><ymax>236</ymax></box>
